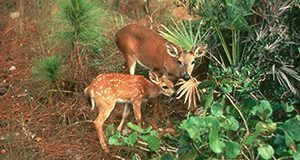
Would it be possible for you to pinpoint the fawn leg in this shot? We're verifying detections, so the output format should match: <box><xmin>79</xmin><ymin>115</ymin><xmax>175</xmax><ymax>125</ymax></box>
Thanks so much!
<box><xmin>94</xmin><ymin>101</ymin><xmax>115</xmax><ymax>153</ymax></box>
<box><xmin>117</xmin><ymin>103</ymin><xmax>130</xmax><ymax>131</ymax></box>
<box><xmin>132</xmin><ymin>101</ymin><xmax>142</xmax><ymax>128</ymax></box>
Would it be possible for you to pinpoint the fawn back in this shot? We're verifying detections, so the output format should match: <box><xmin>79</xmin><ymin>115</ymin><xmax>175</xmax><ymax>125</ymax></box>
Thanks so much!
<box><xmin>84</xmin><ymin>71</ymin><xmax>175</xmax><ymax>153</ymax></box>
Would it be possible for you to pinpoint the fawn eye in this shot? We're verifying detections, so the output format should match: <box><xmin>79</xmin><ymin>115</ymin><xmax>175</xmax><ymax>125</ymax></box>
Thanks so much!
<box><xmin>191</xmin><ymin>61</ymin><xmax>195</xmax><ymax>65</ymax></box>
<box><xmin>162</xmin><ymin>86</ymin><xmax>169</xmax><ymax>90</ymax></box>
<box><xmin>177</xmin><ymin>60</ymin><xmax>183</xmax><ymax>65</ymax></box>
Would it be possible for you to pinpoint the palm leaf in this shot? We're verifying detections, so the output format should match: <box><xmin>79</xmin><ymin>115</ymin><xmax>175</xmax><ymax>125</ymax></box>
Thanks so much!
<box><xmin>272</xmin><ymin>64</ymin><xmax>300</xmax><ymax>94</ymax></box>
<box><xmin>176</xmin><ymin>77</ymin><xmax>201</xmax><ymax>110</ymax></box>
<box><xmin>159</xmin><ymin>19</ymin><xmax>207</xmax><ymax>51</ymax></box>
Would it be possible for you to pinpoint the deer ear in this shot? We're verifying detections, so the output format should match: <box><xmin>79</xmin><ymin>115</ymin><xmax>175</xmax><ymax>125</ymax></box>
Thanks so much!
<box><xmin>149</xmin><ymin>71</ymin><xmax>159</xmax><ymax>84</ymax></box>
<box><xmin>194</xmin><ymin>44</ymin><xmax>207</xmax><ymax>57</ymax></box>
<box><xmin>165</xmin><ymin>42</ymin><xmax>179</xmax><ymax>58</ymax></box>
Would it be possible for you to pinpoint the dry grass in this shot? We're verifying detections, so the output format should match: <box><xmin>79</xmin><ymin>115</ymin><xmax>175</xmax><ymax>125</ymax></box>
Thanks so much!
<box><xmin>0</xmin><ymin>0</ymin><xmax>193</xmax><ymax>159</ymax></box>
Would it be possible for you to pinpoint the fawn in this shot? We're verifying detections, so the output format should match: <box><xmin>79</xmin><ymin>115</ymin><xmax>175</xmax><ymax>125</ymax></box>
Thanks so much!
<box><xmin>84</xmin><ymin>71</ymin><xmax>176</xmax><ymax>153</ymax></box>
<box><xmin>116</xmin><ymin>24</ymin><xmax>207</xmax><ymax>81</ymax></box>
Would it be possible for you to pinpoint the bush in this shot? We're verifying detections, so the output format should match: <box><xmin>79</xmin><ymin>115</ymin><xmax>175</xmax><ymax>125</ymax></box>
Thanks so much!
<box><xmin>103</xmin><ymin>1</ymin><xmax>300</xmax><ymax>159</ymax></box>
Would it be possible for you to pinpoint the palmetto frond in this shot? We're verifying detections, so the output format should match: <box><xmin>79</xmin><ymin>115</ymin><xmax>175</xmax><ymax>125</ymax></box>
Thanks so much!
<box><xmin>176</xmin><ymin>77</ymin><xmax>201</xmax><ymax>109</ymax></box>
<box><xmin>272</xmin><ymin>64</ymin><xmax>300</xmax><ymax>94</ymax></box>
<box><xmin>159</xmin><ymin>19</ymin><xmax>209</xmax><ymax>52</ymax></box>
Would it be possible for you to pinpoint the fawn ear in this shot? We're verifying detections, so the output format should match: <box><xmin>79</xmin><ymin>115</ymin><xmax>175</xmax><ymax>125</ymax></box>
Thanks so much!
<box><xmin>194</xmin><ymin>44</ymin><xmax>207</xmax><ymax>57</ymax></box>
<box><xmin>149</xmin><ymin>71</ymin><xmax>159</xmax><ymax>84</ymax></box>
<box><xmin>165</xmin><ymin>42</ymin><xmax>179</xmax><ymax>58</ymax></box>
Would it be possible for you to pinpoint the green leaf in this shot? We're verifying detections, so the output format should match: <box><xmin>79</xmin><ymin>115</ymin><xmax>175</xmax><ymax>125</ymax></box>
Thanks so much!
<box><xmin>131</xmin><ymin>154</ymin><xmax>139</xmax><ymax>160</ymax></box>
<box><xmin>225</xmin><ymin>141</ymin><xmax>240</xmax><ymax>158</ymax></box>
<box><xmin>245</xmin><ymin>121</ymin><xmax>276</xmax><ymax>145</ymax></box>
<box><xmin>127</xmin><ymin>132</ymin><xmax>138</xmax><ymax>146</ymax></box>
<box><xmin>221</xmin><ymin>116</ymin><xmax>239</xmax><ymax>131</ymax></box>
<box><xmin>198</xmin><ymin>80</ymin><xmax>217</xmax><ymax>90</ymax></box>
<box><xmin>179</xmin><ymin>149</ymin><xmax>198</xmax><ymax>160</ymax></box>
<box><xmin>292</xmin><ymin>143</ymin><xmax>300</xmax><ymax>160</ymax></box>
<box><xmin>258</xmin><ymin>144</ymin><xmax>274</xmax><ymax>160</ymax></box>
<box><xmin>108</xmin><ymin>131</ymin><xmax>122</xmax><ymax>145</ymax></box>
<box><xmin>204</xmin><ymin>89</ymin><xmax>214</xmax><ymax>108</ymax></box>
<box><xmin>208</xmin><ymin>118</ymin><xmax>225</xmax><ymax>153</ymax></box>
<box><xmin>255</xmin><ymin>121</ymin><xmax>277</xmax><ymax>133</ymax></box>
<box><xmin>161</xmin><ymin>153</ymin><xmax>176</xmax><ymax>160</ymax></box>
<box><xmin>245</xmin><ymin>130</ymin><xmax>261</xmax><ymax>144</ymax></box>
<box><xmin>145</xmin><ymin>135</ymin><xmax>161</xmax><ymax>151</ymax></box>
<box><xmin>242</xmin><ymin>97</ymin><xmax>257</xmax><ymax>108</ymax></box>
<box><xmin>105</xmin><ymin>124</ymin><xmax>115</xmax><ymax>138</ymax></box>
<box><xmin>211</xmin><ymin>102</ymin><xmax>223</xmax><ymax>117</ymax></box>
<box><xmin>281</xmin><ymin>101</ymin><xmax>295</xmax><ymax>113</ymax></box>
<box><xmin>149</xmin><ymin>130</ymin><xmax>158</xmax><ymax>136</ymax></box>
<box><xmin>180</xmin><ymin>116</ymin><xmax>206</xmax><ymax>142</ymax></box>
<box><xmin>127</xmin><ymin>122</ymin><xmax>144</xmax><ymax>133</ymax></box>
<box><xmin>281</xmin><ymin>115</ymin><xmax>300</xmax><ymax>145</ymax></box>
<box><xmin>144</xmin><ymin>126</ymin><xmax>154</xmax><ymax>133</ymax></box>
<box><xmin>222</xmin><ymin>83</ymin><xmax>233</xmax><ymax>93</ymax></box>
<box><xmin>292</xmin><ymin>153</ymin><xmax>300</xmax><ymax>160</ymax></box>
<box><xmin>210</xmin><ymin>139</ymin><xmax>226</xmax><ymax>154</ymax></box>
<box><xmin>251</xmin><ymin>100</ymin><xmax>273</xmax><ymax>120</ymax></box>
<box><xmin>285</xmin><ymin>134</ymin><xmax>294</xmax><ymax>147</ymax></box>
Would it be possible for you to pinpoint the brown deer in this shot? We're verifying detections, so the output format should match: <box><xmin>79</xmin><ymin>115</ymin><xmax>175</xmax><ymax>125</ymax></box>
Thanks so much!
<box><xmin>84</xmin><ymin>71</ymin><xmax>176</xmax><ymax>153</ymax></box>
<box><xmin>116</xmin><ymin>24</ymin><xmax>207</xmax><ymax>81</ymax></box>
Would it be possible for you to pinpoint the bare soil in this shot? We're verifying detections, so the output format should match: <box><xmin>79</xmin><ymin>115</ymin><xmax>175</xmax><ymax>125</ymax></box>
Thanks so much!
<box><xmin>0</xmin><ymin>0</ymin><xmax>205</xmax><ymax>159</ymax></box>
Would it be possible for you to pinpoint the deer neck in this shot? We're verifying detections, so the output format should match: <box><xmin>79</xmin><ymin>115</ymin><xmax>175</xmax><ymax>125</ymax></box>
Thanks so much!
<box><xmin>163</xmin><ymin>56</ymin><xmax>181</xmax><ymax>80</ymax></box>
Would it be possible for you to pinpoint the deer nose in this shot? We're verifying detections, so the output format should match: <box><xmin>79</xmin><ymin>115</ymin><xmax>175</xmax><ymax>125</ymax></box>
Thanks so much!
<box><xmin>183</xmin><ymin>74</ymin><xmax>190</xmax><ymax>81</ymax></box>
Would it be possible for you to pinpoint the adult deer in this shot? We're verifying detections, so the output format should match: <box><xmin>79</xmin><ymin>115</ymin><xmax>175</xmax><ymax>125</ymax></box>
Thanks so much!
<box><xmin>84</xmin><ymin>71</ymin><xmax>175</xmax><ymax>153</ymax></box>
<box><xmin>116</xmin><ymin>24</ymin><xmax>207</xmax><ymax>81</ymax></box>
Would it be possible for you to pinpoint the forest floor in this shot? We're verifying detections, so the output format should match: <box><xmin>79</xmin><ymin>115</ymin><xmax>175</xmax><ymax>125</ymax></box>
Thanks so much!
<box><xmin>0</xmin><ymin>0</ymin><xmax>202</xmax><ymax>159</ymax></box>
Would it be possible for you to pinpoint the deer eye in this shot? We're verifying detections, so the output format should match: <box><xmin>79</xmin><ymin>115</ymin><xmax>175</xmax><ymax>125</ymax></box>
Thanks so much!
<box><xmin>162</xmin><ymin>86</ymin><xmax>169</xmax><ymax>90</ymax></box>
<box><xmin>191</xmin><ymin>61</ymin><xmax>195</xmax><ymax>65</ymax></box>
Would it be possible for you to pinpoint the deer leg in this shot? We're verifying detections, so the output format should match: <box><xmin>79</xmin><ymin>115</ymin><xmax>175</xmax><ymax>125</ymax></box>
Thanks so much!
<box><xmin>132</xmin><ymin>101</ymin><xmax>142</xmax><ymax>128</ymax></box>
<box><xmin>117</xmin><ymin>103</ymin><xmax>130</xmax><ymax>131</ymax></box>
<box><xmin>144</xmin><ymin>0</ymin><xmax>150</xmax><ymax>15</ymax></box>
<box><xmin>129</xmin><ymin>61</ymin><xmax>137</xmax><ymax>75</ymax></box>
<box><xmin>93</xmin><ymin>101</ymin><xmax>115</xmax><ymax>153</ymax></box>
<box><xmin>126</xmin><ymin>56</ymin><xmax>137</xmax><ymax>75</ymax></box>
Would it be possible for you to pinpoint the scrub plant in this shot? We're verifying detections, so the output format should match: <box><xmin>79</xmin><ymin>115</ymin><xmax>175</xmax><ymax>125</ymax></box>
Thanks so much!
<box><xmin>54</xmin><ymin>0</ymin><xmax>108</xmax><ymax>92</ymax></box>
<box><xmin>32</xmin><ymin>55</ymin><xmax>64</xmax><ymax>108</ymax></box>
<box><xmin>107</xmin><ymin>0</ymin><xmax>300</xmax><ymax>159</ymax></box>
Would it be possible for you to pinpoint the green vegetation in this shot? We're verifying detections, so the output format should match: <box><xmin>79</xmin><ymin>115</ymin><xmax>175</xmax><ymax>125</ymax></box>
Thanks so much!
<box><xmin>56</xmin><ymin>0</ymin><xmax>107</xmax><ymax>52</ymax></box>
<box><xmin>3</xmin><ymin>0</ymin><xmax>298</xmax><ymax>159</ymax></box>
<box><xmin>160</xmin><ymin>19</ymin><xmax>209</xmax><ymax>52</ymax></box>
<box><xmin>107</xmin><ymin>0</ymin><xmax>300</xmax><ymax>159</ymax></box>
<box><xmin>32</xmin><ymin>55</ymin><xmax>63</xmax><ymax>86</ymax></box>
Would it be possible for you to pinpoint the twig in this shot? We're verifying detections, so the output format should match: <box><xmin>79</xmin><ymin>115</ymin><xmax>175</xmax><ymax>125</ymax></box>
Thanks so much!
<box><xmin>242</xmin><ymin>145</ymin><xmax>252</xmax><ymax>159</ymax></box>
<box><xmin>113</xmin><ymin>156</ymin><xmax>126</xmax><ymax>160</ymax></box>
<box><xmin>0</xmin><ymin>85</ymin><xmax>11</xmax><ymax>98</ymax></box>
<box><xmin>240</xmin><ymin>150</ymin><xmax>251</xmax><ymax>160</ymax></box>
<box><xmin>225</xmin><ymin>94</ymin><xmax>250</xmax><ymax>141</ymax></box>
<box><xmin>159</xmin><ymin>145</ymin><xmax>178</xmax><ymax>153</ymax></box>
<box><xmin>205</xmin><ymin>52</ymin><xmax>225</xmax><ymax>70</ymax></box>
<box><xmin>277</xmin><ymin>156</ymin><xmax>293</xmax><ymax>160</ymax></box>
<box><xmin>243</xmin><ymin>144</ymin><xmax>252</xmax><ymax>160</ymax></box>
<box><xmin>137</xmin><ymin>141</ymin><xmax>150</xmax><ymax>152</ymax></box>
<box><xmin>47</xmin><ymin>89</ymin><xmax>75</xmax><ymax>94</ymax></box>
<box><xmin>70</xmin><ymin>120</ymin><xmax>94</xmax><ymax>126</ymax></box>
